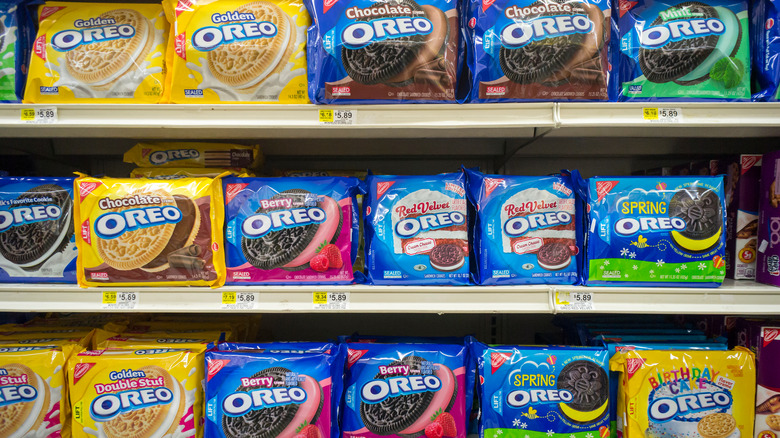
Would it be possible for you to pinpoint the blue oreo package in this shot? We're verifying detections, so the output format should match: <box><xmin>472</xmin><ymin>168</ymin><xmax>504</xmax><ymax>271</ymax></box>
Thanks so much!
<box><xmin>217</xmin><ymin>342</ymin><xmax>336</xmax><ymax>353</ymax></box>
<box><xmin>205</xmin><ymin>346</ymin><xmax>346</xmax><ymax>438</ymax></box>
<box><xmin>618</xmin><ymin>0</ymin><xmax>751</xmax><ymax>101</ymax></box>
<box><xmin>751</xmin><ymin>0</ymin><xmax>780</xmax><ymax>100</ymax></box>
<box><xmin>365</xmin><ymin>173</ymin><xmax>469</xmax><ymax>285</ymax></box>
<box><xmin>342</xmin><ymin>343</ymin><xmax>474</xmax><ymax>438</ymax></box>
<box><xmin>465</xmin><ymin>168</ymin><xmax>582</xmax><ymax>285</ymax></box>
<box><xmin>0</xmin><ymin>0</ymin><xmax>38</xmax><ymax>102</ymax></box>
<box><xmin>223</xmin><ymin>176</ymin><xmax>363</xmax><ymax>284</ymax></box>
<box><xmin>0</xmin><ymin>177</ymin><xmax>76</xmax><ymax>282</ymax></box>
<box><xmin>304</xmin><ymin>0</ymin><xmax>461</xmax><ymax>104</ymax></box>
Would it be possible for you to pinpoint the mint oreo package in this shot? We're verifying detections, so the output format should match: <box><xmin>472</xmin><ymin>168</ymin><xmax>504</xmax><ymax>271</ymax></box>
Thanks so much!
<box><xmin>0</xmin><ymin>0</ymin><xmax>38</xmax><ymax>102</ymax></box>
<box><xmin>618</xmin><ymin>0</ymin><xmax>751</xmax><ymax>101</ymax></box>
<box><xmin>751</xmin><ymin>0</ymin><xmax>780</xmax><ymax>100</ymax></box>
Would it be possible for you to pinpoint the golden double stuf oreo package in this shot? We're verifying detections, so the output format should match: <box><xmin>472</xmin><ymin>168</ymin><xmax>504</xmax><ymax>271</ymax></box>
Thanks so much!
<box><xmin>74</xmin><ymin>175</ymin><xmax>226</xmax><ymax>287</ymax></box>
<box><xmin>25</xmin><ymin>2</ymin><xmax>168</xmax><ymax>103</ymax></box>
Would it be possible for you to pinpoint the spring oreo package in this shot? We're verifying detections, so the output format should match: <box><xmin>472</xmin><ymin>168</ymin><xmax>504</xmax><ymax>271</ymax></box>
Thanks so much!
<box><xmin>581</xmin><ymin>176</ymin><xmax>726</xmax><ymax>286</ymax></box>
<box><xmin>465</xmin><ymin>169</ymin><xmax>581</xmax><ymax>285</ymax></box>
<box><xmin>223</xmin><ymin>176</ymin><xmax>362</xmax><ymax>284</ymax></box>
<box><xmin>365</xmin><ymin>173</ymin><xmax>469</xmax><ymax>285</ymax></box>
<box><xmin>342</xmin><ymin>343</ymin><xmax>473</xmax><ymax>438</ymax></box>
<box><xmin>0</xmin><ymin>0</ymin><xmax>38</xmax><ymax>102</ymax></box>
<box><xmin>752</xmin><ymin>0</ymin><xmax>780</xmax><ymax>100</ymax></box>
<box><xmin>618</xmin><ymin>0</ymin><xmax>750</xmax><ymax>101</ymax></box>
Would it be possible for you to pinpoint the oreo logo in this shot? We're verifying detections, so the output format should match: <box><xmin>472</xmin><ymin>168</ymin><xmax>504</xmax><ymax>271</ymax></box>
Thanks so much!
<box><xmin>500</xmin><ymin>15</ymin><xmax>592</xmax><ymax>49</ymax></box>
<box><xmin>91</xmin><ymin>388</ymin><xmax>173</xmax><ymax>421</ymax></box>
<box><xmin>342</xmin><ymin>17</ymin><xmax>433</xmax><ymax>49</ymax></box>
<box><xmin>191</xmin><ymin>22</ymin><xmax>278</xmax><ymax>51</ymax></box>
<box><xmin>360</xmin><ymin>376</ymin><xmax>442</xmax><ymax>404</ymax></box>
<box><xmin>648</xmin><ymin>391</ymin><xmax>731</xmax><ymax>421</ymax></box>
<box><xmin>614</xmin><ymin>217</ymin><xmax>686</xmax><ymax>236</ymax></box>
<box><xmin>504</xmin><ymin>212</ymin><xmax>572</xmax><ymax>237</ymax></box>
<box><xmin>149</xmin><ymin>149</ymin><xmax>200</xmax><ymax>165</ymax></box>
<box><xmin>640</xmin><ymin>18</ymin><xmax>725</xmax><ymax>49</ymax></box>
<box><xmin>0</xmin><ymin>205</ymin><xmax>62</xmax><ymax>232</ymax></box>
<box><xmin>394</xmin><ymin>212</ymin><xmax>465</xmax><ymax>238</ymax></box>
<box><xmin>95</xmin><ymin>206</ymin><xmax>182</xmax><ymax>240</ymax></box>
<box><xmin>506</xmin><ymin>389</ymin><xmax>573</xmax><ymax>407</ymax></box>
<box><xmin>242</xmin><ymin>208</ymin><xmax>326</xmax><ymax>239</ymax></box>
<box><xmin>222</xmin><ymin>387</ymin><xmax>307</xmax><ymax>416</ymax></box>
<box><xmin>0</xmin><ymin>385</ymin><xmax>37</xmax><ymax>407</ymax></box>
<box><xmin>52</xmin><ymin>25</ymin><xmax>136</xmax><ymax>51</ymax></box>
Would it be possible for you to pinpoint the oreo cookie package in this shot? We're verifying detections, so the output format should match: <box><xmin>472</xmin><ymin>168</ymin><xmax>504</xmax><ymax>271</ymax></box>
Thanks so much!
<box><xmin>618</xmin><ymin>0</ymin><xmax>751</xmax><ymax>101</ymax></box>
<box><xmin>464</xmin><ymin>0</ymin><xmax>613</xmax><ymax>102</ymax></box>
<box><xmin>204</xmin><ymin>347</ymin><xmax>345</xmax><ymax>438</ymax></box>
<box><xmin>304</xmin><ymin>0</ymin><xmax>460</xmax><ymax>103</ymax></box>
<box><xmin>0</xmin><ymin>177</ymin><xmax>76</xmax><ymax>283</ymax></box>
<box><xmin>365</xmin><ymin>173</ymin><xmax>469</xmax><ymax>285</ymax></box>
<box><xmin>223</xmin><ymin>176</ymin><xmax>362</xmax><ymax>284</ymax></box>
<box><xmin>465</xmin><ymin>169</ymin><xmax>582</xmax><ymax>285</ymax></box>
<box><xmin>342</xmin><ymin>343</ymin><xmax>474</xmax><ymax>438</ymax></box>
<box><xmin>0</xmin><ymin>0</ymin><xmax>38</xmax><ymax>102</ymax></box>
<box><xmin>580</xmin><ymin>175</ymin><xmax>727</xmax><ymax>286</ymax></box>
<box><xmin>751</xmin><ymin>0</ymin><xmax>780</xmax><ymax>100</ymax></box>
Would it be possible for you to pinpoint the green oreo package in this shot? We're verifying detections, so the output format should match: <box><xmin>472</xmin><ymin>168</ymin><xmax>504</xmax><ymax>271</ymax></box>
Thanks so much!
<box><xmin>617</xmin><ymin>0</ymin><xmax>751</xmax><ymax>101</ymax></box>
<box><xmin>581</xmin><ymin>176</ymin><xmax>727</xmax><ymax>286</ymax></box>
<box><xmin>0</xmin><ymin>0</ymin><xmax>38</xmax><ymax>102</ymax></box>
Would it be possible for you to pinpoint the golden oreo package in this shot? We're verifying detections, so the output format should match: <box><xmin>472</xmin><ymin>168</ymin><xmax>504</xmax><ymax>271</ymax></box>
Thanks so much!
<box><xmin>68</xmin><ymin>348</ymin><xmax>204</xmax><ymax>438</ymax></box>
<box><xmin>131</xmin><ymin>168</ymin><xmax>254</xmax><ymax>179</ymax></box>
<box><xmin>74</xmin><ymin>176</ymin><xmax>226</xmax><ymax>287</ymax></box>
<box><xmin>124</xmin><ymin>142</ymin><xmax>263</xmax><ymax>168</ymax></box>
<box><xmin>162</xmin><ymin>0</ymin><xmax>309</xmax><ymax>103</ymax></box>
<box><xmin>25</xmin><ymin>2</ymin><xmax>168</xmax><ymax>103</ymax></box>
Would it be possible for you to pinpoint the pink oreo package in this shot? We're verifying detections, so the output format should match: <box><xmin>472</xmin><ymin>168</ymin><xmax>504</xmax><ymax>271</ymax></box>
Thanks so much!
<box><xmin>223</xmin><ymin>176</ymin><xmax>363</xmax><ymax>284</ymax></box>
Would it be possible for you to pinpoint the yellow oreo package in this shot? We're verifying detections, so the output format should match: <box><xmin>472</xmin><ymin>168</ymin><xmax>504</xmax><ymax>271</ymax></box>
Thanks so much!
<box><xmin>25</xmin><ymin>2</ymin><xmax>168</xmax><ymax>103</ymax></box>
<box><xmin>124</xmin><ymin>142</ymin><xmax>263</xmax><ymax>168</ymax></box>
<box><xmin>610</xmin><ymin>348</ymin><xmax>755</xmax><ymax>438</ymax></box>
<box><xmin>162</xmin><ymin>0</ymin><xmax>309</xmax><ymax>103</ymax></box>
<box><xmin>94</xmin><ymin>328</ymin><xmax>225</xmax><ymax>349</ymax></box>
<box><xmin>74</xmin><ymin>176</ymin><xmax>226</xmax><ymax>287</ymax></box>
<box><xmin>68</xmin><ymin>348</ymin><xmax>204</xmax><ymax>438</ymax></box>
<box><xmin>131</xmin><ymin>168</ymin><xmax>254</xmax><ymax>179</ymax></box>
<box><xmin>0</xmin><ymin>331</ymin><xmax>95</xmax><ymax>348</ymax></box>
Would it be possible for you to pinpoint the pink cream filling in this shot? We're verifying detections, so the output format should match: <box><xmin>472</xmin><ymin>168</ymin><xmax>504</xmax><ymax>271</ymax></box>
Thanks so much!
<box><xmin>284</xmin><ymin>196</ymin><xmax>341</xmax><ymax>268</ymax></box>
<box><xmin>278</xmin><ymin>375</ymin><xmax>322</xmax><ymax>438</ymax></box>
<box><xmin>398</xmin><ymin>364</ymin><xmax>456</xmax><ymax>435</ymax></box>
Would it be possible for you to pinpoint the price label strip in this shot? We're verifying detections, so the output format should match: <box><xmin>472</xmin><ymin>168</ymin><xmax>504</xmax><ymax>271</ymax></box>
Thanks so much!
<box><xmin>101</xmin><ymin>291</ymin><xmax>139</xmax><ymax>310</ymax></box>
<box><xmin>642</xmin><ymin>107</ymin><xmax>682</xmax><ymax>123</ymax></box>
<box><xmin>221</xmin><ymin>292</ymin><xmax>258</xmax><ymax>310</ymax></box>
<box><xmin>554</xmin><ymin>290</ymin><xmax>594</xmax><ymax>312</ymax></box>
<box><xmin>318</xmin><ymin>109</ymin><xmax>357</xmax><ymax>126</ymax></box>
<box><xmin>313</xmin><ymin>291</ymin><xmax>350</xmax><ymax>310</ymax></box>
<box><xmin>21</xmin><ymin>107</ymin><xmax>58</xmax><ymax>124</ymax></box>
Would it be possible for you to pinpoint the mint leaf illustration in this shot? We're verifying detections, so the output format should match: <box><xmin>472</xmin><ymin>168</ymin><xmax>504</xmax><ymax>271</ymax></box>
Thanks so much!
<box><xmin>710</xmin><ymin>57</ymin><xmax>744</xmax><ymax>89</ymax></box>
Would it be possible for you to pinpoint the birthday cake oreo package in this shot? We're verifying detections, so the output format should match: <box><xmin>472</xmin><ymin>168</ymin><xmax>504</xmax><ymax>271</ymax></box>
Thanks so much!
<box><xmin>465</xmin><ymin>168</ymin><xmax>582</xmax><ymax>285</ymax></box>
<box><xmin>618</xmin><ymin>0</ymin><xmax>751</xmax><ymax>101</ymax></box>
<box><xmin>365</xmin><ymin>173</ymin><xmax>469</xmax><ymax>285</ymax></box>
<box><xmin>580</xmin><ymin>175</ymin><xmax>727</xmax><ymax>286</ymax></box>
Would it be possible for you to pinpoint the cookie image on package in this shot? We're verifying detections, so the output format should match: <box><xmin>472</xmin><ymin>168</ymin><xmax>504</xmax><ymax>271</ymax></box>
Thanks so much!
<box><xmin>0</xmin><ymin>363</ymin><xmax>51</xmax><ymax>438</ymax></box>
<box><xmin>638</xmin><ymin>2</ymin><xmax>742</xmax><ymax>85</ymax></box>
<box><xmin>0</xmin><ymin>184</ymin><xmax>73</xmax><ymax>270</ymax></box>
<box><xmin>242</xmin><ymin>190</ymin><xmax>342</xmax><ymax>271</ymax></box>
<box><xmin>697</xmin><ymin>413</ymin><xmax>736</xmax><ymax>438</ymax></box>
<box><xmin>757</xmin><ymin>395</ymin><xmax>780</xmax><ymax>414</ymax></box>
<box><xmin>429</xmin><ymin>243</ymin><xmax>464</xmax><ymax>271</ymax></box>
<box><xmin>556</xmin><ymin>360</ymin><xmax>608</xmax><ymax>424</ymax></box>
<box><xmin>222</xmin><ymin>367</ymin><xmax>324</xmax><ymax>438</ymax></box>
<box><xmin>536</xmin><ymin>242</ymin><xmax>571</xmax><ymax>271</ymax></box>
<box><xmin>65</xmin><ymin>9</ymin><xmax>155</xmax><ymax>91</ymax></box>
<box><xmin>499</xmin><ymin>0</ymin><xmax>608</xmax><ymax>85</ymax></box>
<box><xmin>208</xmin><ymin>1</ymin><xmax>296</xmax><ymax>94</ymax></box>
<box><xmin>360</xmin><ymin>355</ymin><xmax>458</xmax><ymax>436</ymax></box>
<box><xmin>668</xmin><ymin>186</ymin><xmax>723</xmax><ymax>252</ymax></box>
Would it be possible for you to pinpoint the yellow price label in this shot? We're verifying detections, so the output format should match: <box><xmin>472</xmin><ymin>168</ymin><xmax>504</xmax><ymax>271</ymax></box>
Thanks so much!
<box><xmin>643</xmin><ymin>108</ymin><xmax>659</xmax><ymax>120</ymax></box>
<box><xmin>102</xmin><ymin>291</ymin><xmax>117</xmax><ymax>304</ymax></box>
<box><xmin>21</xmin><ymin>109</ymin><xmax>35</xmax><ymax>121</ymax></box>
<box><xmin>222</xmin><ymin>292</ymin><xmax>236</xmax><ymax>305</ymax></box>
<box><xmin>318</xmin><ymin>109</ymin><xmax>334</xmax><ymax>123</ymax></box>
<box><xmin>313</xmin><ymin>292</ymin><xmax>327</xmax><ymax>305</ymax></box>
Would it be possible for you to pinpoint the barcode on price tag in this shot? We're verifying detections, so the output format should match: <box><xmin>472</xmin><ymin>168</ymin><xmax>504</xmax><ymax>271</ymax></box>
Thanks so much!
<box><xmin>318</xmin><ymin>109</ymin><xmax>357</xmax><ymax>125</ymax></box>
<box><xmin>221</xmin><ymin>292</ymin><xmax>258</xmax><ymax>310</ymax></box>
<box><xmin>554</xmin><ymin>290</ymin><xmax>594</xmax><ymax>311</ymax></box>
<box><xmin>313</xmin><ymin>291</ymin><xmax>350</xmax><ymax>310</ymax></box>
<box><xmin>21</xmin><ymin>107</ymin><xmax>57</xmax><ymax>124</ymax></box>
<box><xmin>642</xmin><ymin>107</ymin><xmax>682</xmax><ymax>123</ymax></box>
<box><xmin>101</xmin><ymin>291</ymin><xmax>138</xmax><ymax>310</ymax></box>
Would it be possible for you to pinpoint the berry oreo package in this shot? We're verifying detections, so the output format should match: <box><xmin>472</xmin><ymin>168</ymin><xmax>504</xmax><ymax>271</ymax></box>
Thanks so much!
<box><xmin>342</xmin><ymin>343</ymin><xmax>473</xmax><ymax>438</ymax></box>
<box><xmin>365</xmin><ymin>173</ymin><xmax>469</xmax><ymax>285</ymax></box>
<box><xmin>465</xmin><ymin>169</ymin><xmax>582</xmax><ymax>285</ymax></box>
<box><xmin>223</xmin><ymin>176</ymin><xmax>362</xmax><ymax>284</ymax></box>
<box><xmin>751</xmin><ymin>0</ymin><xmax>780</xmax><ymax>100</ymax></box>
<box><xmin>618</xmin><ymin>0</ymin><xmax>750</xmax><ymax>101</ymax></box>
<box><xmin>0</xmin><ymin>0</ymin><xmax>38</xmax><ymax>102</ymax></box>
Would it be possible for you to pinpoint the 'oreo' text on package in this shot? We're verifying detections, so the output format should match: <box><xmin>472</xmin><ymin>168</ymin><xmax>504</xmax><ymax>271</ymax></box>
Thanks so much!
<box><xmin>305</xmin><ymin>0</ymin><xmax>459</xmax><ymax>103</ymax></box>
<box><xmin>618</xmin><ymin>0</ymin><xmax>751</xmax><ymax>101</ymax></box>
<box><xmin>223</xmin><ymin>176</ymin><xmax>362</xmax><ymax>284</ymax></box>
<box><xmin>465</xmin><ymin>169</ymin><xmax>581</xmax><ymax>285</ymax></box>
<box><xmin>0</xmin><ymin>177</ymin><xmax>77</xmax><ymax>283</ymax></box>
<box><xmin>464</xmin><ymin>0</ymin><xmax>612</xmax><ymax>102</ymax></box>
<box><xmin>582</xmin><ymin>176</ymin><xmax>727</xmax><ymax>286</ymax></box>
<box><xmin>365</xmin><ymin>173</ymin><xmax>469</xmax><ymax>285</ymax></box>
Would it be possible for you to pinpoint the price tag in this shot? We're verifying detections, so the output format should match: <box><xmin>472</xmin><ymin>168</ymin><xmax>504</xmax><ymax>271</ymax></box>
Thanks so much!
<box><xmin>318</xmin><ymin>109</ymin><xmax>356</xmax><ymax>125</ymax></box>
<box><xmin>101</xmin><ymin>291</ymin><xmax>138</xmax><ymax>310</ymax></box>
<box><xmin>21</xmin><ymin>107</ymin><xmax>57</xmax><ymax>124</ymax></box>
<box><xmin>643</xmin><ymin>107</ymin><xmax>681</xmax><ymax>123</ymax></box>
<box><xmin>313</xmin><ymin>291</ymin><xmax>350</xmax><ymax>310</ymax></box>
<box><xmin>221</xmin><ymin>291</ymin><xmax>258</xmax><ymax>310</ymax></box>
<box><xmin>554</xmin><ymin>290</ymin><xmax>594</xmax><ymax>312</ymax></box>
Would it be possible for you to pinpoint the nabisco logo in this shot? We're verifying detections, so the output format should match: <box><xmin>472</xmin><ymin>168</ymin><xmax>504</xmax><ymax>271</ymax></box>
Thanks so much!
<box><xmin>445</xmin><ymin>182</ymin><xmax>465</xmax><ymax>197</ymax></box>
<box><xmin>595</xmin><ymin>181</ymin><xmax>619</xmax><ymax>203</ymax></box>
<box><xmin>226</xmin><ymin>183</ymin><xmax>249</xmax><ymax>204</ymax></box>
<box><xmin>324</xmin><ymin>0</ymin><xmax>338</xmax><ymax>13</ymax></box>
<box><xmin>142</xmin><ymin>148</ymin><xmax>152</xmax><ymax>158</ymax></box>
<box><xmin>73</xmin><ymin>363</ymin><xmax>95</xmax><ymax>384</ymax></box>
<box><xmin>741</xmin><ymin>155</ymin><xmax>762</xmax><ymax>174</ymax></box>
<box><xmin>491</xmin><ymin>352</ymin><xmax>510</xmax><ymax>374</ymax></box>
<box><xmin>619</xmin><ymin>0</ymin><xmax>637</xmax><ymax>17</ymax></box>
<box><xmin>347</xmin><ymin>349</ymin><xmax>367</xmax><ymax>368</ymax></box>
<box><xmin>34</xmin><ymin>35</ymin><xmax>47</xmax><ymax>61</ymax></box>
<box><xmin>79</xmin><ymin>181</ymin><xmax>99</xmax><ymax>202</ymax></box>
<box><xmin>482</xmin><ymin>0</ymin><xmax>495</xmax><ymax>12</ymax></box>
<box><xmin>485</xmin><ymin>178</ymin><xmax>503</xmax><ymax>198</ymax></box>
<box><xmin>175</xmin><ymin>33</ymin><xmax>187</xmax><ymax>60</ymax></box>
<box><xmin>207</xmin><ymin>359</ymin><xmax>230</xmax><ymax>381</ymax></box>
<box><xmin>763</xmin><ymin>328</ymin><xmax>780</xmax><ymax>347</ymax></box>
<box><xmin>376</xmin><ymin>181</ymin><xmax>395</xmax><ymax>198</ymax></box>
<box><xmin>40</xmin><ymin>6</ymin><xmax>65</xmax><ymax>20</ymax></box>
<box><xmin>626</xmin><ymin>357</ymin><xmax>645</xmax><ymax>379</ymax></box>
<box><xmin>553</xmin><ymin>181</ymin><xmax>572</xmax><ymax>196</ymax></box>
<box><xmin>176</xmin><ymin>0</ymin><xmax>195</xmax><ymax>15</ymax></box>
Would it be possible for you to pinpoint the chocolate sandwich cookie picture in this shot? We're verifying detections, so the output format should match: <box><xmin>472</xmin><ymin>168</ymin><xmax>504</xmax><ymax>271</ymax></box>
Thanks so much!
<box><xmin>0</xmin><ymin>177</ymin><xmax>77</xmax><ymax>283</ymax></box>
<box><xmin>618</xmin><ymin>0</ymin><xmax>751</xmax><ymax>100</ymax></box>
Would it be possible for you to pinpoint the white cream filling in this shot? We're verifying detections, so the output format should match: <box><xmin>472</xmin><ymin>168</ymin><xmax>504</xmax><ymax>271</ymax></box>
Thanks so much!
<box><xmin>87</xmin><ymin>23</ymin><xmax>151</xmax><ymax>87</ymax></box>
<box><xmin>234</xmin><ymin>19</ymin><xmax>291</xmax><ymax>90</ymax></box>
<box><xmin>147</xmin><ymin>378</ymin><xmax>181</xmax><ymax>438</ymax></box>
<box><xmin>7</xmin><ymin>372</ymin><xmax>47</xmax><ymax>438</ymax></box>
<box><xmin>431</xmin><ymin>256</ymin><xmax>465</xmax><ymax>271</ymax></box>
<box><xmin>18</xmin><ymin>206</ymin><xmax>71</xmax><ymax>269</ymax></box>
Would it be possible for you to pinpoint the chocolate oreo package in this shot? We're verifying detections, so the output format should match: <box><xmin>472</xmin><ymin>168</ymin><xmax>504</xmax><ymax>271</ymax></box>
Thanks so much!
<box><xmin>0</xmin><ymin>177</ymin><xmax>77</xmax><ymax>283</ymax></box>
<box><xmin>204</xmin><ymin>347</ymin><xmax>345</xmax><ymax>438</ymax></box>
<box><xmin>751</xmin><ymin>0</ymin><xmax>780</xmax><ymax>100</ymax></box>
<box><xmin>618</xmin><ymin>0</ymin><xmax>751</xmax><ymax>101</ymax></box>
<box><xmin>580</xmin><ymin>175</ymin><xmax>727</xmax><ymax>286</ymax></box>
<box><xmin>304</xmin><ymin>0</ymin><xmax>460</xmax><ymax>103</ymax></box>
<box><xmin>465</xmin><ymin>168</ymin><xmax>582</xmax><ymax>285</ymax></box>
<box><xmin>365</xmin><ymin>173</ymin><xmax>469</xmax><ymax>285</ymax></box>
<box><xmin>223</xmin><ymin>176</ymin><xmax>363</xmax><ymax>284</ymax></box>
<box><xmin>464</xmin><ymin>0</ymin><xmax>614</xmax><ymax>102</ymax></box>
<box><xmin>342</xmin><ymin>343</ymin><xmax>474</xmax><ymax>438</ymax></box>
